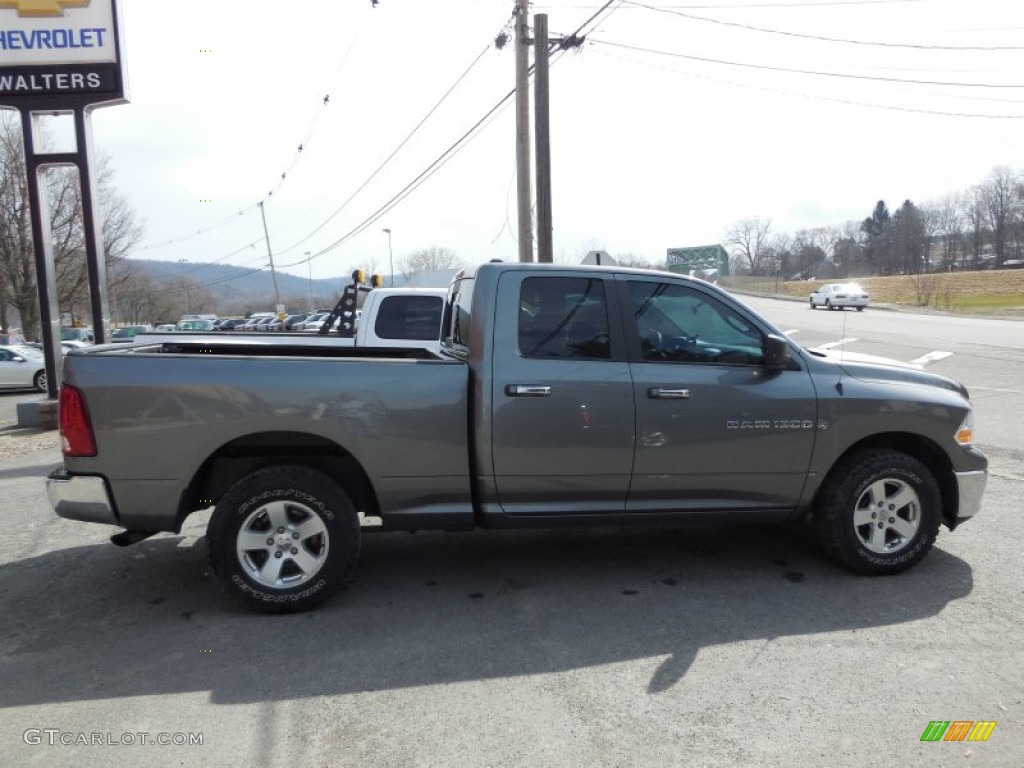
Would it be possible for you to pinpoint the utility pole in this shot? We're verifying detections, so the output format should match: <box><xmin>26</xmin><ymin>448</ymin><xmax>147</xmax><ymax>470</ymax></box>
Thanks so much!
<box><xmin>534</xmin><ymin>13</ymin><xmax>552</xmax><ymax>263</ymax></box>
<box><xmin>514</xmin><ymin>0</ymin><xmax>533</xmax><ymax>262</ymax></box>
<box><xmin>258</xmin><ymin>201</ymin><xmax>283</xmax><ymax>328</ymax></box>
<box><xmin>305</xmin><ymin>251</ymin><xmax>313</xmax><ymax>312</ymax></box>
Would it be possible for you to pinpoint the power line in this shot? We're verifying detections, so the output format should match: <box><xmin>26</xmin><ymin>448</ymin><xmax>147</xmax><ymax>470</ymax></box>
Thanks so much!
<box><xmin>539</xmin><ymin>1</ymin><xmax>928</xmax><ymax>8</ymax></box>
<box><xmin>271</xmin><ymin>42</ymin><xmax>497</xmax><ymax>261</ymax></box>
<box><xmin>589</xmin><ymin>38</ymin><xmax>1024</xmax><ymax>88</ymax></box>
<box><xmin>621</xmin><ymin>1</ymin><xmax>1024</xmax><ymax>51</ymax></box>
<box><xmin>590</xmin><ymin>46</ymin><xmax>1024</xmax><ymax>118</ymax></box>
<box><xmin>136</xmin><ymin>8</ymin><xmax>372</xmax><ymax>255</ymax></box>
<box><xmin>279</xmin><ymin>81</ymin><xmax>520</xmax><ymax>269</ymax></box>
<box><xmin>280</xmin><ymin>2</ymin><xmax>620</xmax><ymax>270</ymax></box>
<box><xmin>161</xmin><ymin>3</ymin><xmax>613</xmax><ymax>291</ymax></box>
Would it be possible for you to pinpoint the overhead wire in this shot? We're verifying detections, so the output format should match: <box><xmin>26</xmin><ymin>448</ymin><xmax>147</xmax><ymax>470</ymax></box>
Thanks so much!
<box><xmin>135</xmin><ymin>7</ymin><xmax>372</xmax><ymax>259</ymax></box>
<box><xmin>153</xmin><ymin>0</ymin><xmax>619</xmax><ymax>292</ymax></box>
<box><xmin>621</xmin><ymin>0</ymin><xmax>1024</xmax><ymax>50</ymax></box>
<box><xmin>278</xmin><ymin>1</ymin><xmax>624</xmax><ymax>268</ymax></box>
<box><xmin>588</xmin><ymin>38</ymin><xmax>1024</xmax><ymax>88</ymax></box>
<box><xmin>270</xmin><ymin>41</ymin><xmax>497</xmax><ymax>261</ymax></box>
<box><xmin>589</xmin><ymin>46</ymin><xmax>1024</xmax><ymax>118</ymax></box>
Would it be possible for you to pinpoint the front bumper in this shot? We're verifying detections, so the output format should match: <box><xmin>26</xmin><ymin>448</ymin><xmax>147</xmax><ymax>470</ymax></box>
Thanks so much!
<box><xmin>46</xmin><ymin>468</ymin><xmax>119</xmax><ymax>526</ymax></box>
<box><xmin>953</xmin><ymin>469</ymin><xmax>987</xmax><ymax>525</ymax></box>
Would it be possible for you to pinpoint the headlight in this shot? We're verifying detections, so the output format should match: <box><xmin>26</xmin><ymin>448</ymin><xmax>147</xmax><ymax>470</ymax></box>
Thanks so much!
<box><xmin>955</xmin><ymin>410</ymin><xmax>974</xmax><ymax>446</ymax></box>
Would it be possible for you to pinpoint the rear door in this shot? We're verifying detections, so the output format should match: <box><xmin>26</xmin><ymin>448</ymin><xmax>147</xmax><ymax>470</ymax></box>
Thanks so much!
<box><xmin>490</xmin><ymin>271</ymin><xmax>635</xmax><ymax>514</ymax></box>
<box><xmin>620</xmin><ymin>275</ymin><xmax>817</xmax><ymax>514</ymax></box>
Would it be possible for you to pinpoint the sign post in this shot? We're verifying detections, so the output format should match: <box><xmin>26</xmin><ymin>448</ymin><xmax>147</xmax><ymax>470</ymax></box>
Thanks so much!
<box><xmin>0</xmin><ymin>0</ymin><xmax>127</xmax><ymax>410</ymax></box>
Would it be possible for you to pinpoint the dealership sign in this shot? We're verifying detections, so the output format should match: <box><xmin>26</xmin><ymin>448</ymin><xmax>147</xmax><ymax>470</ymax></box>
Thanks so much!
<box><xmin>0</xmin><ymin>0</ymin><xmax>125</xmax><ymax>105</ymax></box>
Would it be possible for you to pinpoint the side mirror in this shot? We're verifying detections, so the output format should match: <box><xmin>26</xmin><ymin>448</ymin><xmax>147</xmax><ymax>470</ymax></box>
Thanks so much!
<box><xmin>12</xmin><ymin>356</ymin><xmax>25</xmax><ymax>362</ymax></box>
<box><xmin>763</xmin><ymin>334</ymin><xmax>792</xmax><ymax>371</ymax></box>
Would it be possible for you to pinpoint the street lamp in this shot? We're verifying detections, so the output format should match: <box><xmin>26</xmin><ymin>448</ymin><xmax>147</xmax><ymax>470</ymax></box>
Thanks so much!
<box><xmin>305</xmin><ymin>251</ymin><xmax>313</xmax><ymax>312</ymax></box>
<box><xmin>382</xmin><ymin>228</ymin><xmax>394</xmax><ymax>287</ymax></box>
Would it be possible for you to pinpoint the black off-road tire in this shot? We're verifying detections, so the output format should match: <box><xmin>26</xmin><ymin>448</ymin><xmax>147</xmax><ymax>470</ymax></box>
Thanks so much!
<box><xmin>814</xmin><ymin>449</ymin><xmax>941</xmax><ymax>575</ymax></box>
<box><xmin>208</xmin><ymin>465</ymin><xmax>360</xmax><ymax>613</ymax></box>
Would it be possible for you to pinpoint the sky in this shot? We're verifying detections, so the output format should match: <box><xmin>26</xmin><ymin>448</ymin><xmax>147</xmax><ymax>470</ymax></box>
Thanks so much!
<box><xmin>32</xmin><ymin>0</ymin><xmax>1024</xmax><ymax>284</ymax></box>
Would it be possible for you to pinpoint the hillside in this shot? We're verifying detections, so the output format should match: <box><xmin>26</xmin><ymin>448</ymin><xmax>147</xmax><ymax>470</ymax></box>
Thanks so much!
<box><xmin>125</xmin><ymin>259</ymin><xmax>383</xmax><ymax>314</ymax></box>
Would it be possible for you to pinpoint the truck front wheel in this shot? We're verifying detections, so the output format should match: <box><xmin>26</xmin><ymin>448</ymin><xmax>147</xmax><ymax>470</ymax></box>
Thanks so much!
<box><xmin>813</xmin><ymin>449</ymin><xmax>941</xmax><ymax>575</ymax></box>
<box><xmin>208</xmin><ymin>465</ymin><xmax>360</xmax><ymax>613</ymax></box>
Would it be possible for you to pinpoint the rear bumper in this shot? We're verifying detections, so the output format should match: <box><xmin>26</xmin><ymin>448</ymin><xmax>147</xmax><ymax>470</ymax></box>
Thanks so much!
<box><xmin>46</xmin><ymin>468</ymin><xmax>119</xmax><ymax>526</ymax></box>
<box><xmin>953</xmin><ymin>469</ymin><xmax>987</xmax><ymax>525</ymax></box>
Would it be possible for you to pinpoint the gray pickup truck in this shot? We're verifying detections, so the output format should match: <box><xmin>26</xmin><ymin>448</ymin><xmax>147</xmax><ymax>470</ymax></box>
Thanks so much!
<box><xmin>47</xmin><ymin>263</ymin><xmax>987</xmax><ymax>612</ymax></box>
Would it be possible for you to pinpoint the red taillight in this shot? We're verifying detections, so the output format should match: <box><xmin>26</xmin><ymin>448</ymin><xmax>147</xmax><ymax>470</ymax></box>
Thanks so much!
<box><xmin>59</xmin><ymin>385</ymin><xmax>97</xmax><ymax>457</ymax></box>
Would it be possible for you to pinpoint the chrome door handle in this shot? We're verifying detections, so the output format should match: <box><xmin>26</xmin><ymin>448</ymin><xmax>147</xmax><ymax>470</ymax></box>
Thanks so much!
<box><xmin>505</xmin><ymin>385</ymin><xmax>552</xmax><ymax>397</ymax></box>
<box><xmin>648</xmin><ymin>387</ymin><xmax>690</xmax><ymax>400</ymax></box>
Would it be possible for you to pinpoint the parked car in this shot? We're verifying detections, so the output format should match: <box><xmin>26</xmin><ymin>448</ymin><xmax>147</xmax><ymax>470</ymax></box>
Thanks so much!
<box><xmin>214</xmin><ymin>318</ymin><xmax>247</xmax><ymax>331</ymax></box>
<box><xmin>300</xmin><ymin>313</ymin><xmax>339</xmax><ymax>333</ymax></box>
<box><xmin>60</xmin><ymin>327</ymin><xmax>95</xmax><ymax>343</ymax></box>
<box><xmin>809</xmin><ymin>283</ymin><xmax>870</xmax><ymax>311</ymax></box>
<box><xmin>0</xmin><ymin>344</ymin><xmax>47</xmax><ymax>391</ymax></box>
<box><xmin>282</xmin><ymin>313</ymin><xmax>309</xmax><ymax>331</ymax></box>
<box><xmin>175</xmin><ymin>319</ymin><xmax>216</xmax><ymax>331</ymax></box>
<box><xmin>238</xmin><ymin>314</ymin><xmax>275</xmax><ymax>331</ymax></box>
<box><xmin>294</xmin><ymin>312</ymin><xmax>326</xmax><ymax>332</ymax></box>
<box><xmin>154</xmin><ymin>324</ymin><xmax>177</xmax><ymax>332</ymax></box>
<box><xmin>111</xmin><ymin>325</ymin><xmax>153</xmax><ymax>343</ymax></box>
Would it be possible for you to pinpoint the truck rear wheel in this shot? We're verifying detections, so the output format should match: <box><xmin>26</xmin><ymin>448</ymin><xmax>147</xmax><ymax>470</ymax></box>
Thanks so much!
<box><xmin>208</xmin><ymin>465</ymin><xmax>360</xmax><ymax>613</ymax></box>
<box><xmin>813</xmin><ymin>449</ymin><xmax>941</xmax><ymax>575</ymax></box>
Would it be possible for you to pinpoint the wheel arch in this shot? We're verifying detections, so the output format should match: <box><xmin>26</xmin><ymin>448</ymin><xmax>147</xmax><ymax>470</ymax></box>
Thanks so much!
<box><xmin>808</xmin><ymin>432</ymin><xmax>957</xmax><ymax>528</ymax></box>
<box><xmin>175</xmin><ymin>430</ymin><xmax>379</xmax><ymax>532</ymax></box>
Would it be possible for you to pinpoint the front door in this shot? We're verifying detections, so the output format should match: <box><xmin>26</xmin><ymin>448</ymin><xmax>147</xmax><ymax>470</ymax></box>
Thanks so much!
<box><xmin>620</xmin><ymin>275</ymin><xmax>817</xmax><ymax>514</ymax></box>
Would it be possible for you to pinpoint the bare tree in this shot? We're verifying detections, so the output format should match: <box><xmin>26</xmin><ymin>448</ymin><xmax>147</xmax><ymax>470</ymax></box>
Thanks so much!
<box><xmin>614</xmin><ymin>252</ymin><xmax>662</xmax><ymax>270</ymax></box>
<box><xmin>400</xmin><ymin>246</ymin><xmax>462</xmax><ymax>278</ymax></box>
<box><xmin>109</xmin><ymin>263</ymin><xmax>215</xmax><ymax>324</ymax></box>
<box><xmin>927</xmin><ymin>193</ymin><xmax>964</xmax><ymax>271</ymax></box>
<box><xmin>982</xmin><ymin>165</ymin><xmax>1021</xmax><ymax>267</ymax></box>
<box><xmin>962</xmin><ymin>185</ymin><xmax>987</xmax><ymax>268</ymax></box>
<box><xmin>724</xmin><ymin>217</ymin><xmax>774</xmax><ymax>275</ymax></box>
<box><xmin>0</xmin><ymin>112</ymin><xmax>143</xmax><ymax>338</ymax></box>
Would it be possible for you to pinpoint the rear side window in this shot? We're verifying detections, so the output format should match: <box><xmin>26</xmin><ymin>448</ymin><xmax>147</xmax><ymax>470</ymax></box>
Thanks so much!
<box><xmin>374</xmin><ymin>295</ymin><xmax>444</xmax><ymax>341</ymax></box>
<box><xmin>518</xmin><ymin>277</ymin><xmax>611</xmax><ymax>360</ymax></box>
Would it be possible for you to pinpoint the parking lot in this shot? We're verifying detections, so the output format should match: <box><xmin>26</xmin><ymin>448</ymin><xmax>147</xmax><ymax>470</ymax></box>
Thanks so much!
<box><xmin>0</xmin><ymin>302</ymin><xmax>1021</xmax><ymax>767</ymax></box>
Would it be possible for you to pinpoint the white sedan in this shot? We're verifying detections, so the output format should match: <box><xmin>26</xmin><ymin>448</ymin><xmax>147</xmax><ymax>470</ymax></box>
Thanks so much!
<box><xmin>809</xmin><ymin>283</ymin><xmax>870</xmax><ymax>311</ymax></box>
<box><xmin>0</xmin><ymin>344</ymin><xmax>47</xmax><ymax>391</ymax></box>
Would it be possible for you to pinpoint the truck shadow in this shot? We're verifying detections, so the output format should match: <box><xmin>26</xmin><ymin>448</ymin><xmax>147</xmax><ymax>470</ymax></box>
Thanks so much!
<box><xmin>0</xmin><ymin>523</ymin><xmax>972</xmax><ymax>707</ymax></box>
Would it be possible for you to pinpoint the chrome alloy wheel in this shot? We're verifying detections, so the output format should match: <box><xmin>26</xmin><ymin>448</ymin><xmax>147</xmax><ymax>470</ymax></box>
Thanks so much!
<box><xmin>235</xmin><ymin>500</ymin><xmax>330</xmax><ymax>588</ymax></box>
<box><xmin>852</xmin><ymin>478</ymin><xmax>921</xmax><ymax>554</ymax></box>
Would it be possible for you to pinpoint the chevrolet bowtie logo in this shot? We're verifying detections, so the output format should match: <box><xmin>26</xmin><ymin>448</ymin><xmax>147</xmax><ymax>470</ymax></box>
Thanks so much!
<box><xmin>0</xmin><ymin>0</ymin><xmax>90</xmax><ymax>17</ymax></box>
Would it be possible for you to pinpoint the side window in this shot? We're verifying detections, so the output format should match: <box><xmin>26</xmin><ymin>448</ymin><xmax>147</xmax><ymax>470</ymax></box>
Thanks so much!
<box><xmin>628</xmin><ymin>281</ymin><xmax>765</xmax><ymax>365</ymax></box>
<box><xmin>446</xmin><ymin>276</ymin><xmax>474</xmax><ymax>350</ymax></box>
<box><xmin>374</xmin><ymin>295</ymin><xmax>444</xmax><ymax>341</ymax></box>
<box><xmin>519</xmin><ymin>277</ymin><xmax>611</xmax><ymax>360</ymax></box>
